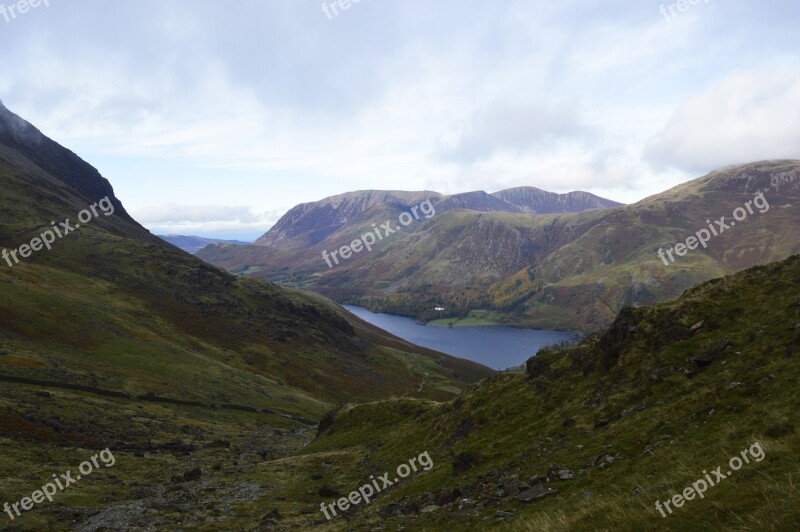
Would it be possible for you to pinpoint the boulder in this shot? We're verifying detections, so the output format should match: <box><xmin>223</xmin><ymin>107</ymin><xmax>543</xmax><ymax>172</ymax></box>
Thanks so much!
<box><xmin>515</xmin><ymin>486</ymin><xmax>558</xmax><ymax>503</ymax></box>
<box><xmin>548</xmin><ymin>467</ymin><xmax>576</xmax><ymax>480</ymax></box>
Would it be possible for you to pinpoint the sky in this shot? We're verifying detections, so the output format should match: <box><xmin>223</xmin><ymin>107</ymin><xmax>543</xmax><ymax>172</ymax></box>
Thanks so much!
<box><xmin>1</xmin><ymin>0</ymin><xmax>799</xmax><ymax>241</ymax></box>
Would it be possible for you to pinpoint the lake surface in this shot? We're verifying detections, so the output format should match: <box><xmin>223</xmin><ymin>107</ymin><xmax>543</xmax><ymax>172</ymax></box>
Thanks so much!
<box><xmin>342</xmin><ymin>305</ymin><xmax>575</xmax><ymax>371</ymax></box>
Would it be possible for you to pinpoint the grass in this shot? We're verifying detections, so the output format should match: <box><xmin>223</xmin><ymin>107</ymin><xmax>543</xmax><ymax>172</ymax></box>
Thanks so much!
<box><xmin>260</xmin><ymin>254</ymin><xmax>800</xmax><ymax>530</ymax></box>
<box><xmin>428</xmin><ymin>310</ymin><xmax>505</xmax><ymax>327</ymax></box>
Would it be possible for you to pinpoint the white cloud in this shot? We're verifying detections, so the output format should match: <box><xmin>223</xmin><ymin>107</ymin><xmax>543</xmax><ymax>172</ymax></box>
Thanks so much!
<box><xmin>436</xmin><ymin>99</ymin><xmax>593</xmax><ymax>164</ymax></box>
<box><xmin>646</xmin><ymin>68</ymin><xmax>800</xmax><ymax>171</ymax></box>
<box><xmin>133</xmin><ymin>204</ymin><xmax>282</xmax><ymax>236</ymax></box>
<box><xmin>2</xmin><ymin>0</ymin><xmax>798</xmax><ymax>226</ymax></box>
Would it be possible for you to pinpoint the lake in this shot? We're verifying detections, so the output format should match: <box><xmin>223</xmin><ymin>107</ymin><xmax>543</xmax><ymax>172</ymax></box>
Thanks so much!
<box><xmin>342</xmin><ymin>305</ymin><xmax>576</xmax><ymax>371</ymax></box>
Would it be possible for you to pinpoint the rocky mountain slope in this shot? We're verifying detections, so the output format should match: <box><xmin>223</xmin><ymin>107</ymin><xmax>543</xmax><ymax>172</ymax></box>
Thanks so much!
<box><xmin>252</xmin><ymin>188</ymin><xmax>620</xmax><ymax>249</ymax></box>
<box><xmin>200</xmin><ymin>161</ymin><xmax>800</xmax><ymax>332</ymax></box>
<box><xmin>493</xmin><ymin>187</ymin><xmax>622</xmax><ymax>214</ymax></box>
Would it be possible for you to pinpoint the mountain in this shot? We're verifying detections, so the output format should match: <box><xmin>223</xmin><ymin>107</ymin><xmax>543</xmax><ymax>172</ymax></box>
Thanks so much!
<box><xmin>0</xmin><ymin>102</ymin><xmax>492</xmax><ymax>528</ymax></box>
<box><xmin>255</xmin><ymin>190</ymin><xmax>443</xmax><ymax>248</ymax></box>
<box><xmin>158</xmin><ymin>234</ymin><xmax>251</xmax><ymax>254</ymax></box>
<box><xmin>200</xmin><ymin>161</ymin><xmax>800</xmax><ymax>332</ymax></box>
<box><xmin>265</xmin><ymin>253</ymin><xmax>800</xmax><ymax>529</ymax></box>
<box><xmin>492</xmin><ymin>187</ymin><xmax>622</xmax><ymax>214</ymax></box>
<box><xmin>252</xmin><ymin>188</ymin><xmax>620</xmax><ymax>249</ymax></box>
<box><xmin>0</xmin><ymin>102</ymin><xmax>489</xmax><ymax>406</ymax></box>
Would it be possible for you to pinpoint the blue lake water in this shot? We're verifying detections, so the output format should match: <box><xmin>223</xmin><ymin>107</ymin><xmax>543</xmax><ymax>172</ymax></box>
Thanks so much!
<box><xmin>342</xmin><ymin>305</ymin><xmax>576</xmax><ymax>371</ymax></box>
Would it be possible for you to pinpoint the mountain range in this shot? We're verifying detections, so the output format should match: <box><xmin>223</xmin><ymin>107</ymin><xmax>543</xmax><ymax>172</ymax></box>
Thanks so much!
<box><xmin>200</xmin><ymin>161</ymin><xmax>800</xmax><ymax>331</ymax></box>
<box><xmin>254</xmin><ymin>189</ymin><xmax>621</xmax><ymax>249</ymax></box>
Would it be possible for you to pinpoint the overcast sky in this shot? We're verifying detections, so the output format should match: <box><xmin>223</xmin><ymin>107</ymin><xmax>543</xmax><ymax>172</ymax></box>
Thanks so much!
<box><xmin>2</xmin><ymin>0</ymin><xmax>798</xmax><ymax>240</ymax></box>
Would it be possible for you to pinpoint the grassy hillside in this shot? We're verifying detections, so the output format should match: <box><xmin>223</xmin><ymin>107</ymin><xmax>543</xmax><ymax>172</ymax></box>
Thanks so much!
<box><xmin>0</xmin><ymin>104</ymin><xmax>493</xmax><ymax>530</ymax></box>
<box><xmin>260</xmin><ymin>254</ymin><xmax>800</xmax><ymax>530</ymax></box>
<box><xmin>0</xmin><ymin>115</ymin><xmax>490</xmax><ymax>408</ymax></box>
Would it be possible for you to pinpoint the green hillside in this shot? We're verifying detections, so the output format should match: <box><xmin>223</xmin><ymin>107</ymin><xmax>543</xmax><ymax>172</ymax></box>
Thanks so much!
<box><xmin>265</xmin><ymin>253</ymin><xmax>800</xmax><ymax>530</ymax></box>
<box><xmin>0</xmin><ymin>104</ymin><xmax>492</xmax><ymax>530</ymax></box>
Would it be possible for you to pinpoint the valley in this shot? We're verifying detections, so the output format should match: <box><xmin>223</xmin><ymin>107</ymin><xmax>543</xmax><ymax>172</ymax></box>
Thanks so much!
<box><xmin>4</xmin><ymin>3</ymin><xmax>798</xmax><ymax>530</ymax></box>
<box><xmin>200</xmin><ymin>161</ymin><xmax>800</xmax><ymax>334</ymax></box>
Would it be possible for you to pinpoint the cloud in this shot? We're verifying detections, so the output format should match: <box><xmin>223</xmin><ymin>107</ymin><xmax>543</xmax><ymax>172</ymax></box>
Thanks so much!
<box><xmin>133</xmin><ymin>203</ymin><xmax>283</xmax><ymax>235</ymax></box>
<box><xmin>2</xmin><ymin>0</ymin><xmax>799</xmax><ymax>214</ymax></box>
<box><xmin>436</xmin><ymin>99</ymin><xmax>593</xmax><ymax>164</ymax></box>
<box><xmin>646</xmin><ymin>69</ymin><xmax>800</xmax><ymax>171</ymax></box>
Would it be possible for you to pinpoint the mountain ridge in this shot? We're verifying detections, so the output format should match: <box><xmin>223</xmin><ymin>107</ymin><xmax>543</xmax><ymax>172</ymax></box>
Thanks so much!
<box><xmin>254</xmin><ymin>187</ymin><xmax>622</xmax><ymax>249</ymax></box>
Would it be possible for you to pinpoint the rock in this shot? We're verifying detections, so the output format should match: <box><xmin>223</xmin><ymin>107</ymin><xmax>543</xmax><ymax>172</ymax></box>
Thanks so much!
<box><xmin>495</xmin><ymin>510</ymin><xmax>515</xmax><ymax>518</ymax></box>
<box><xmin>690</xmin><ymin>321</ymin><xmax>705</xmax><ymax>333</ymax></box>
<box><xmin>457</xmin><ymin>498</ymin><xmax>477</xmax><ymax>510</ymax></box>
<box><xmin>452</xmin><ymin>452</ymin><xmax>482</xmax><ymax>476</ymax></box>
<box><xmin>382</xmin><ymin>503</ymin><xmax>402</xmax><ymax>516</ymax></box>
<box><xmin>594</xmin><ymin>455</ymin><xmax>615</xmax><ymax>468</ymax></box>
<box><xmin>436</xmin><ymin>488</ymin><xmax>461</xmax><ymax>506</ymax></box>
<box><xmin>631</xmin><ymin>487</ymin><xmax>644</xmax><ymax>495</ymax></box>
<box><xmin>318</xmin><ymin>485</ymin><xmax>340</xmax><ymax>497</ymax></box>
<box><xmin>692</xmin><ymin>339</ymin><xmax>732</xmax><ymax>367</ymax></box>
<box><xmin>527</xmin><ymin>475</ymin><xmax>547</xmax><ymax>486</ymax></box>
<box><xmin>183</xmin><ymin>468</ymin><xmax>202</xmax><ymax>482</ymax></box>
<box><xmin>420</xmin><ymin>505</ymin><xmax>441</xmax><ymax>514</ymax></box>
<box><xmin>483</xmin><ymin>498</ymin><xmax>502</xmax><ymax>508</ymax></box>
<box><xmin>502</xmin><ymin>481</ymin><xmax>520</xmax><ymax>497</ymax></box>
<box><xmin>515</xmin><ymin>486</ymin><xmax>558</xmax><ymax>503</ymax></box>
<box><xmin>549</xmin><ymin>467</ymin><xmax>576</xmax><ymax>480</ymax></box>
